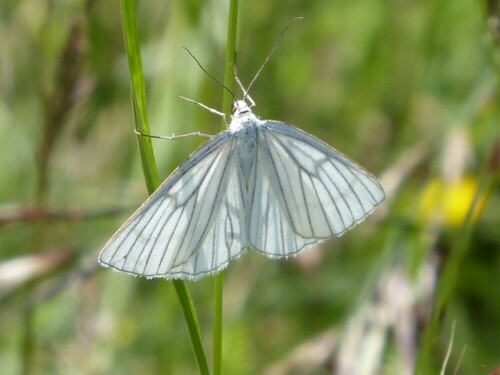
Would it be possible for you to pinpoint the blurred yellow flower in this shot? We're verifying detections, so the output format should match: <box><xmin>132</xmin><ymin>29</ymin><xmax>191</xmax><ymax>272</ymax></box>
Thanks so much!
<box><xmin>419</xmin><ymin>177</ymin><xmax>488</xmax><ymax>228</ymax></box>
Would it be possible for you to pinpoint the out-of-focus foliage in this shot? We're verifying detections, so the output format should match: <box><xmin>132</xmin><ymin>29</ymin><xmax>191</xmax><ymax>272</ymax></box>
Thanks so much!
<box><xmin>0</xmin><ymin>0</ymin><xmax>498</xmax><ymax>374</ymax></box>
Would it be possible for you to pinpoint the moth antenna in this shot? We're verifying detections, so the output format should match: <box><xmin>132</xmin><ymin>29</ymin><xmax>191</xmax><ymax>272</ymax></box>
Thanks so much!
<box><xmin>183</xmin><ymin>47</ymin><xmax>237</xmax><ymax>101</ymax></box>
<box><xmin>234</xmin><ymin>64</ymin><xmax>246</xmax><ymax>97</ymax></box>
<box><xmin>243</xmin><ymin>17</ymin><xmax>303</xmax><ymax>101</ymax></box>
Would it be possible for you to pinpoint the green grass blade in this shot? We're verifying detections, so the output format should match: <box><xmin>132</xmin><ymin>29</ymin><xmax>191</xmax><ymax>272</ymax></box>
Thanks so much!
<box><xmin>119</xmin><ymin>1</ymin><xmax>209</xmax><ymax>374</ymax></box>
<box><xmin>213</xmin><ymin>2</ymin><xmax>239</xmax><ymax>374</ymax></box>
<box><xmin>414</xmin><ymin>107</ymin><xmax>498</xmax><ymax>374</ymax></box>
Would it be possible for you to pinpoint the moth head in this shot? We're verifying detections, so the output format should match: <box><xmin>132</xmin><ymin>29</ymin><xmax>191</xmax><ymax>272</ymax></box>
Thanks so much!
<box><xmin>232</xmin><ymin>100</ymin><xmax>251</xmax><ymax>116</ymax></box>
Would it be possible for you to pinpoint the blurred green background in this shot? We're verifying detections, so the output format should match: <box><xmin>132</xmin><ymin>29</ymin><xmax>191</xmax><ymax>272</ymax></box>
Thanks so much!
<box><xmin>1</xmin><ymin>0</ymin><xmax>499</xmax><ymax>374</ymax></box>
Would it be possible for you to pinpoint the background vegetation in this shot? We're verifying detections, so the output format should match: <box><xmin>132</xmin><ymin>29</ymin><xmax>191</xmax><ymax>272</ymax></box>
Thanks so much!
<box><xmin>0</xmin><ymin>0</ymin><xmax>499</xmax><ymax>374</ymax></box>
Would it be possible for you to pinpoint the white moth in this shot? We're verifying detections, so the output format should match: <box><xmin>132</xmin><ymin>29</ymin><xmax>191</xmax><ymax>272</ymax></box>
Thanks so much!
<box><xmin>99</xmin><ymin>97</ymin><xmax>385</xmax><ymax>280</ymax></box>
